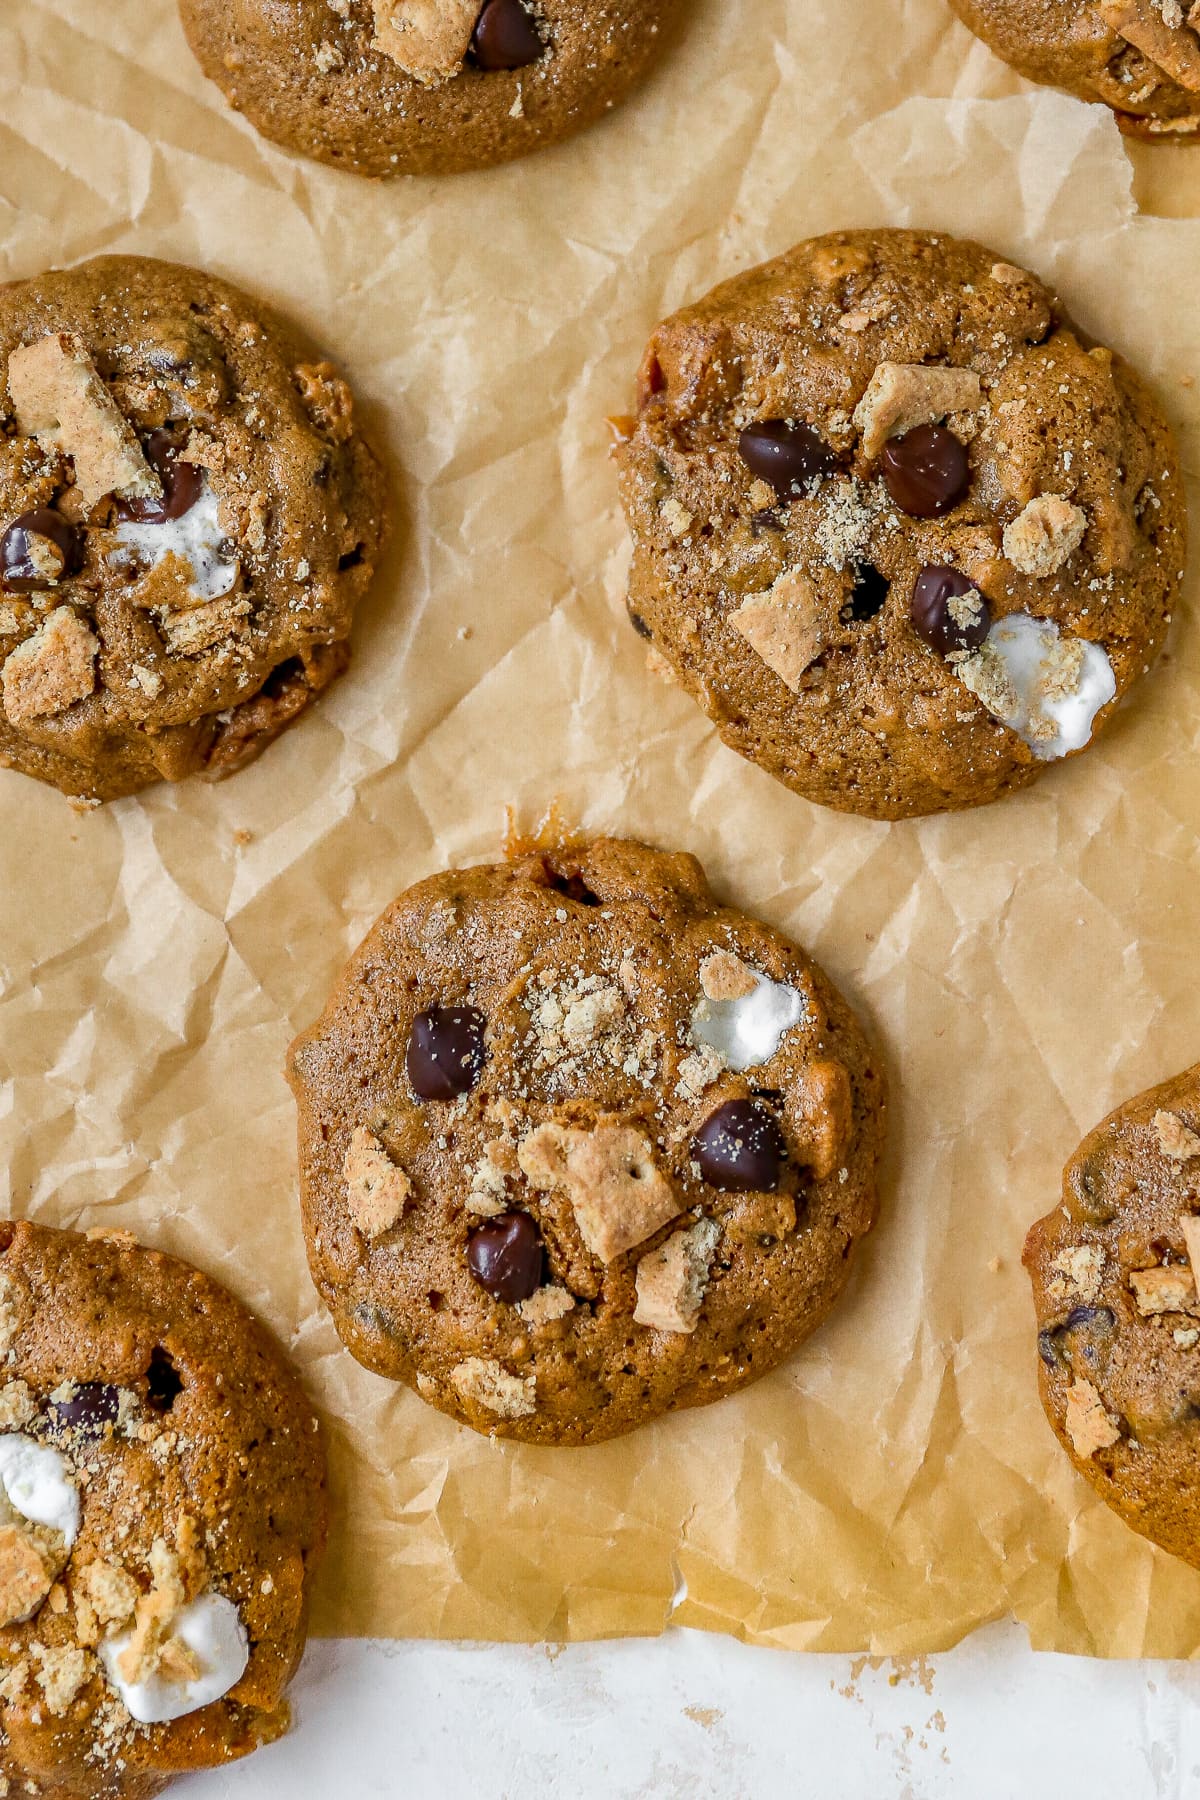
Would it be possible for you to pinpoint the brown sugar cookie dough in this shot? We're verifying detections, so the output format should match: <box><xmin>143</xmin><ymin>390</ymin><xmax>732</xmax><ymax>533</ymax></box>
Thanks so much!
<box><xmin>946</xmin><ymin>0</ymin><xmax>1200</xmax><ymax>139</ymax></box>
<box><xmin>177</xmin><ymin>0</ymin><xmax>685</xmax><ymax>178</ymax></box>
<box><xmin>286</xmin><ymin>836</ymin><xmax>885</xmax><ymax>1448</ymax></box>
<box><xmin>0</xmin><ymin>255</ymin><xmax>388</xmax><ymax>804</ymax></box>
<box><xmin>613</xmin><ymin>229</ymin><xmax>1185</xmax><ymax>821</ymax></box>
<box><xmin>1025</xmin><ymin>1063</ymin><xmax>1200</xmax><ymax>1569</ymax></box>
<box><xmin>0</xmin><ymin>1220</ymin><xmax>327</xmax><ymax>1798</ymax></box>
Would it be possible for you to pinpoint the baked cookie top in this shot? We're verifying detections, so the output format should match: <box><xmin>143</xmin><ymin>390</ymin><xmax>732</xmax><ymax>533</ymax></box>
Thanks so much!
<box><xmin>0</xmin><ymin>1221</ymin><xmax>326</xmax><ymax>1800</ymax></box>
<box><xmin>287</xmin><ymin>837</ymin><xmax>885</xmax><ymax>1448</ymax></box>
<box><xmin>947</xmin><ymin>0</ymin><xmax>1200</xmax><ymax>138</ymax></box>
<box><xmin>178</xmin><ymin>0</ymin><xmax>684</xmax><ymax>178</ymax></box>
<box><xmin>614</xmin><ymin>229</ymin><xmax>1185</xmax><ymax>820</ymax></box>
<box><xmin>0</xmin><ymin>255</ymin><xmax>388</xmax><ymax>804</ymax></box>
<box><xmin>1025</xmin><ymin>1063</ymin><xmax>1200</xmax><ymax>1569</ymax></box>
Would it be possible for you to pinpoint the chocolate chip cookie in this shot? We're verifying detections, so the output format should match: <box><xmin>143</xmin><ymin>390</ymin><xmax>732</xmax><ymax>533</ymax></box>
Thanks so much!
<box><xmin>614</xmin><ymin>228</ymin><xmax>1185</xmax><ymax>820</ymax></box>
<box><xmin>1026</xmin><ymin>1063</ymin><xmax>1200</xmax><ymax>1568</ymax></box>
<box><xmin>0</xmin><ymin>255</ymin><xmax>388</xmax><ymax>804</ymax></box>
<box><xmin>178</xmin><ymin>0</ymin><xmax>684</xmax><ymax>178</ymax></box>
<box><xmin>947</xmin><ymin>0</ymin><xmax>1200</xmax><ymax>138</ymax></box>
<box><xmin>287</xmin><ymin>836</ymin><xmax>885</xmax><ymax>1448</ymax></box>
<box><xmin>0</xmin><ymin>1220</ymin><xmax>327</xmax><ymax>1798</ymax></box>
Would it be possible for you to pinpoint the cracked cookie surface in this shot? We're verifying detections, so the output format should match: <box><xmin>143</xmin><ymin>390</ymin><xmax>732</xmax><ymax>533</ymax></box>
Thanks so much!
<box><xmin>0</xmin><ymin>1221</ymin><xmax>327</xmax><ymax>1799</ymax></box>
<box><xmin>287</xmin><ymin>836</ymin><xmax>885</xmax><ymax>1447</ymax></box>
<box><xmin>0</xmin><ymin>255</ymin><xmax>388</xmax><ymax>803</ymax></box>
<box><xmin>178</xmin><ymin>0</ymin><xmax>684</xmax><ymax>178</ymax></box>
<box><xmin>614</xmin><ymin>229</ymin><xmax>1185</xmax><ymax>820</ymax></box>
<box><xmin>1026</xmin><ymin>1063</ymin><xmax>1200</xmax><ymax>1568</ymax></box>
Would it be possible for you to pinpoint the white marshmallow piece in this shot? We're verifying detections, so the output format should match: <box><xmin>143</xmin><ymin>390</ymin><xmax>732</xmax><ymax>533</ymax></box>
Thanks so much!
<box><xmin>0</xmin><ymin>1434</ymin><xmax>80</xmax><ymax>1545</ymax></box>
<box><xmin>961</xmin><ymin>612</ymin><xmax>1116</xmax><ymax>761</ymax></box>
<box><xmin>100</xmin><ymin>1592</ymin><xmax>249</xmax><ymax>1724</ymax></box>
<box><xmin>112</xmin><ymin>482</ymin><xmax>238</xmax><ymax>602</ymax></box>
<box><xmin>691</xmin><ymin>972</ymin><xmax>807</xmax><ymax>1072</ymax></box>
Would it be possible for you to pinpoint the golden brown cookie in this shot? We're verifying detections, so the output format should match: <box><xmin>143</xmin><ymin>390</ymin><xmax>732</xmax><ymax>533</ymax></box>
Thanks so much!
<box><xmin>0</xmin><ymin>255</ymin><xmax>388</xmax><ymax>803</ymax></box>
<box><xmin>287</xmin><ymin>836</ymin><xmax>886</xmax><ymax>1448</ymax></box>
<box><xmin>614</xmin><ymin>228</ymin><xmax>1186</xmax><ymax>820</ymax></box>
<box><xmin>177</xmin><ymin>0</ymin><xmax>685</xmax><ymax>178</ymax></box>
<box><xmin>947</xmin><ymin>0</ymin><xmax>1200</xmax><ymax>138</ymax></box>
<box><xmin>1025</xmin><ymin>1063</ymin><xmax>1200</xmax><ymax>1567</ymax></box>
<box><xmin>0</xmin><ymin>1220</ymin><xmax>327</xmax><ymax>1798</ymax></box>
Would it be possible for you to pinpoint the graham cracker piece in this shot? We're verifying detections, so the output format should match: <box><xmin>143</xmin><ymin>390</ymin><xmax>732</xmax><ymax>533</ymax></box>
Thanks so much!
<box><xmin>343</xmin><ymin>1126</ymin><xmax>413</xmax><ymax>1238</ymax></box>
<box><xmin>990</xmin><ymin>261</ymin><xmax>1032</xmax><ymax>286</ymax></box>
<box><xmin>7</xmin><ymin>333</ymin><xmax>159</xmax><ymax>513</ymax></box>
<box><xmin>1064</xmin><ymin>1378</ymin><xmax>1121</xmax><ymax>1458</ymax></box>
<box><xmin>1002</xmin><ymin>496</ymin><xmax>1087</xmax><ymax>578</ymax></box>
<box><xmin>116</xmin><ymin>1517</ymin><xmax>206</xmax><ymax>1688</ymax></box>
<box><xmin>1155</xmin><ymin>1109</ymin><xmax>1200</xmax><ymax>1160</ymax></box>
<box><xmin>294</xmin><ymin>362</ymin><xmax>355</xmax><ymax>444</ymax></box>
<box><xmin>449</xmin><ymin>1357</ymin><xmax>536</xmax><ymax>1419</ymax></box>
<box><xmin>1097</xmin><ymin>0</ymin><xmax>1200</xmax><ymax>87</ymax></box>
<box><xmin>633</xmin><ymin>1217</ymin><xmax>721</xmax><ymax>1334</ymax></box>
<box><xmin>30</xmin><ymin>1643</ymin><xmax>92</xmax><ymax>1716</ymax></box>
<box><xmin>372</xmin><ymin>0</ymin><xmax>479</xmax><ymax>82</ymax></box>
<box><xmin>853</xmin><ymin>361</ymin><xmax>982</xmax><ymax>460</ymax></box>
<box><xmin>730</xmin><ymin>567</ymin><xmax>830</xmax><ymax>691</ymax></box>
<box><xmin>1180</xmin><ymin>1215</ymin><xmax>1200</xmax><ymax>1278</ymax></box>
<box><xmin>516</xmin><ymin>1285</ymin><xmax>576</xmax><ymax>1326</ymax></box>
<box><xmin>518</xmin><ymin>1119</ymin><xmax>682</xmax><ymax>1262</ymax></box>
<box><xmin>159</xmin><ymin>594</ymin><xmax>250</xmax><ymax>656</ymax></box>
<box><xmin>699</xmin><ymin>950</ymin><xmax>758</xmax><ymax>1003</ymax></box>
<box><xmin>2</xmin><ymin>606</ymin><xmax>98</xmax><ymax>724</ymax></box>
<box><xmin>1130</xmin><ymin>1263</ymin><xmax>1199</xmax><ymax>1315</ymax></box>
<box><xmin>1048</xmin><ymin>1244</ymin><xmax>1105</xmax><ymax>1305</ymax></box>
<box><xmin>74</xmin><ymin>1558</ymin><xmax>140</xmax><ymax>1648</ymax></box>
<box><xmin>0</xmin><ymin>1525</ymin><xmax>56</xmax><ymax>1627</ymax></box>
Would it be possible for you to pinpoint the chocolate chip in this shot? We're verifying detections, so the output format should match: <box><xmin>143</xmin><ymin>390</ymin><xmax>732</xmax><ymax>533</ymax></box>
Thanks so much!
<box><xmin>910</xmin><ymin>565</ymin><xmax>990</xmax><ymax>655</ymax></box>
<box><xmin>880</xmin><ymin>425</ymin><xmax>969</xmax><ymax>518</ymax></box>
<box><xmin>406</xmin><ymin>1006</ymin><xmax>487</xmax><ymax>1101</ymax></box>
<box><xmin>145</xmin><ymin>1347</ymin><xmax>183</xmax><ymax>1413</ymax></box>
<box><xmin>693</xmin><ymin>1099</ymin><xmax>786</xmax><ymax>1193</ymax></box>
<box><xmin>627</xmin><ymin>605</ymin><xmax>653</xmax><ymax>641</ymax></box>
<box><xmin>45</xmin><ymin>1382</ymin><xmax>120</xmax><ymax>1439</ymax></box>
<box><xmin>471</xmin><ymin>0</ymin><xmax>543</xmax><ymax>70</ymax></box>
<box><xmin>842</xmin><ymin>562</ymin><xmax>889</xmax><ymax>624</ymax></box>
<box><xmin>0</xmin><ymin>510</ymin><xmax>81</xmax><ymax>593</ymax></box>
<box><xmin>467</xmin><ymin>1212</ymin><xmax>544</xmax><ymax>1303</ymax></box>
<box><xmin>116</xmin><ymin>431</ymin><xmax>203</xmax><ymax>524</ymax></box>
<box><xmin>738</xmin><ymin>421</ymin><xmax>838</xmax><ymax>502</ymax></box>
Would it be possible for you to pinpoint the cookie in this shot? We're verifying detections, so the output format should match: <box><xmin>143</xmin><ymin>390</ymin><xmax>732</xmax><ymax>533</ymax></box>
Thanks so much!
<box><xmin>0</xmin><ymin>1220</ymin><xmax>327</xmax><ymax>1798</ymax></box>
<box><xmin>947</xmin><ymin>0</ymin><xmax>1200</xmax><ymax>139</ymax></box>
<box><xmin>613</xmin><ymin>228</ymin><xmax>1185</xmax><ymax>821</ymax></box>
<box><xmin>287</xmin><ymin>835</ymin><xmax>885</xmax><ymax>1448</ymax></box>
<box><xmin>0</xmin><ymin>255</ymin><xmax>388</xmax><ymax>804</ymax></box>
<box><xmin>177</xmin><ymin>0</ymin><xmax>684</xmax><ymax>178</ymax></box>
<box><xmin>1025</xmin><ymin>1063</ymin><xmax>1200</xmax><ymax>1568</ymax></box>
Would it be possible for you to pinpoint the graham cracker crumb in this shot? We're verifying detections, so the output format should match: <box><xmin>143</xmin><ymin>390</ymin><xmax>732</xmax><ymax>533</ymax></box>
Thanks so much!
<box><xmin>75</xmin><ymin>1559</ymin><xmax>140</xmax><ymax>1647</ymax></box>
<box><xmin>343</xmin><ymin>1126</ymin><xmax>413</xmax><ymax>1238</ymax></box>
<box><xmin>634</xmin><ymin>1217</ymin><xmax>721</xmax><ymax>1334</ymax></box>
<box><xmin>30</xmin><ymin>1643</ymin><xmax>91</xmax><ymax>1717</ymax></box>
<box><xmin>0</xmin><ymin>1526</ymin><xmax>56</xmax><ymax>1627</ymax></box>
<box><xmin>1</xmin><ymin>606</ymin><xmax>97</xmax><ymax>724</ymax></box>
<box><xmin>0</xmin><ymin>1382</ymin><xmax>35</xmax><ymax>1431</ymax></box>
<box><xmin>294</xmin><ymin>362</ymin><xmax>355</xmax><ymax>445</ymax></box>
<box><xmin>372</xmin><ymin>0</ymin><xmax>479</xmax><ymax>82</ymax></box>
<box><xmin>116</xmin><ymin>1518</ymin><xmax>206</xmax><ymax>1688</ymax></box>
<box><xmin>730</xmin><ymin>566</ymin><xmax>830</xmax><ymax>691</ymax></box>
<box><xmin>699</xmin><ymin>950</ymin><xmax>758</xmax><ymax>1004</ymax></box>
<box><xmin>517</xmin><ymin>1285</ymin><xmax>576</xmax><ymax>1326</ymax></box>
<box><xmin>1064</xmin><ymin>1378</ymin><xmax>1121</xmax><ymax>1458</ymax></box>
<box><xmin>853</xmin><ymin>361</ymin><xmax>982</xmax><ymax>460</ymax></box>
<box><xmin>449</xmin><ymin>1357</ymin><xmax>536</xmax><ymax>1420</ymax></box>
<box><xmin>1002</xmin><ymin>496</ymin><xmax>1087</xmax><ymax>578</ymax></box>
<box><xmin>1048</xmin><ymin>1244</ymin><xmax>1104</xmax><ymax>1305</ymax></box>
<box><xmin>956</xmin><ymin>642</ymin><xmax>1018</xmax><ymax>719</ymax></box>
<box><xmin>990</xmin><ymin>261</ymin><xmax>1031</xmax><ymax>286</ymax></box>
<box><xmin>660</xmin><ymin>497</ymin><xmax>693</xmax><ymax>539</ymax></box>
<box><xmin>518</xmin><ymin>1119</ymin><xmax>682</xmax><ymax>1262</ymax></box>
<box><xmin>1155</xmin><ymin>1109</ymin><xmax>1200</xmax><ymax>1161</ymax></box>
<box><xmin>7</xmin><ymin>333</ymin><xmax>158</xmax><ymax>513</ymax></box>
<box><xmin>676</xmin><ymin>1045</ymin><xmax>725</xmax><ymax>1102</ymax></box>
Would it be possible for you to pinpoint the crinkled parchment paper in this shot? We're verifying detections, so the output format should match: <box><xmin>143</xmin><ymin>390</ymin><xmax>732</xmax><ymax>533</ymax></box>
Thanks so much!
<box><xmin>2</xmin><ymin>0</ymin><xmax>1200</xmax><ymax>1655</ymax></box>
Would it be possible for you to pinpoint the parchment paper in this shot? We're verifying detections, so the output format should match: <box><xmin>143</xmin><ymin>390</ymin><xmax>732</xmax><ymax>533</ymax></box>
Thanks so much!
<box><xmin>3</xmin><ymin>0</ymin><xmax>1200</xmax><ymax>1658</ymax></box>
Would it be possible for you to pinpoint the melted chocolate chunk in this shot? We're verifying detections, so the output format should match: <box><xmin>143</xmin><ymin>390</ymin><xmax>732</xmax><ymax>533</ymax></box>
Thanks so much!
<box><xmin>116</xmin><ymin>431</ymin><xmax>203</xmax><ymax>525</ymax></box>
<box><xmin>0</xmin><ymin>510</ymin><xmax>81</xmax><ymax>594</ymax></box>
<box><xmin>45</xmin><ymin>1381</ymin><xmax>121</xmax><ymax>1439</ymax></box>
<box><xmin>738</xmin><ymin>420</ymin><xmax>838</xmax><ymax>502</ymax></box>
<box><xmin>471</xmin><ymin>0</ymin><xmax>543</xmax><ymax>70</ymax></box>
<box><xmin>407</xmin><ymin>1006</ymin><xmax>487</xmax><ymax>1101</ymax></box>
<box><xmin>693</xmin><ymin>1099</ymin><xmax>786</xmax><ymax>1193</ymax></box>
<box><xmin>467</xmin><ymin>1212</ymin><xmax>544</xmax><ymax>1303</ymax></box>
<box><xmin>910</xmin><ymin>565</ymin><xmax>990</xmax><ymax>655</ymax></box>
<box><xmin>880</xmin><ymin>425</ymin><xmax>969</xmax><ymax>518</ymax></box>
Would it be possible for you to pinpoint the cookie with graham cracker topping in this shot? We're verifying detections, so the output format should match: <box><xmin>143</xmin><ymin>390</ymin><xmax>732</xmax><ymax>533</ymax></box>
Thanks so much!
<box><xmin>286</xmin><ymin>835</ymin><xmax>885</xmax><ymax>1446</ymax></box>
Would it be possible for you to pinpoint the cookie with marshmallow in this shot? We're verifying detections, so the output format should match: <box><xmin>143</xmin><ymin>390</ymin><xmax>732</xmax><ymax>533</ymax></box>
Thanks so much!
<box><xmin>0</xmin><ymin>1221</ymin><xmax>326</xmax><ymax>1798</ymax></box>
<box><xmin>288</xmin><ymin>834</ymin><xmax>885</xmax><ymax>1447</ymax></box>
